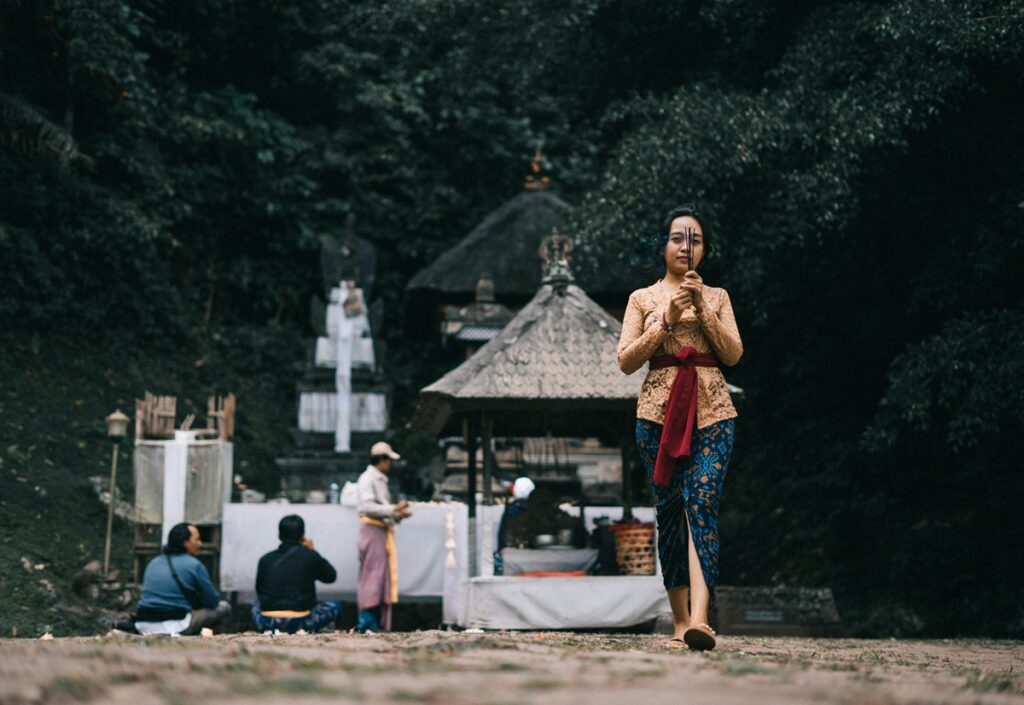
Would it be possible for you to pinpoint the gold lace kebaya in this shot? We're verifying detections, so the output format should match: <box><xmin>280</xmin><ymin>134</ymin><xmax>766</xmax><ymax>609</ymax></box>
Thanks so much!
<box><xmin>617</xmin><ymin>281</ymin><xmax>743</xmax><ymax>429</ymax></box>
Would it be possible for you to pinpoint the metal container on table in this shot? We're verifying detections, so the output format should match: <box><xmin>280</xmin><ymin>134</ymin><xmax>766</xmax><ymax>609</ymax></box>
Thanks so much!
<box><xmin>533</xmin><ymin>533</ymin><xmax>555</xmax><ymax>548</ymax></box>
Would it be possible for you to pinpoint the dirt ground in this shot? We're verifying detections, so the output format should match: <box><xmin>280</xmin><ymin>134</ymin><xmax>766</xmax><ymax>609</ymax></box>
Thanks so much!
<box><xmin>0</xmin><ymin>631</ymin><xmax>1021</xmax><ymax>705</ymax></box>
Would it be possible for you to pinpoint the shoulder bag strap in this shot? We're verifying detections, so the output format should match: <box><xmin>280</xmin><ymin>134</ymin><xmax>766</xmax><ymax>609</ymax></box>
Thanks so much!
<box><xmin>164</xmin><ymin>553</ymin><xmax>203</xmax><ymax>609</ymax></box>
<box><xmin>270</xmin><ymin>544</ymin><xmax>302</xmax><ymax>573</ymax></box>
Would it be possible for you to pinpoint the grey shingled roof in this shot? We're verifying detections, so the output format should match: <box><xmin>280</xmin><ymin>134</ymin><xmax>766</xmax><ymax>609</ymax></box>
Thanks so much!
<box><xmin>407</xmin><ymin>190</ymin><xmax>572</xmax><ymax>297</ymax></box>
<box><xmin>409</xmin><ymin>278</ymin><xmax>643</xmax><ymax>434</ymax></box>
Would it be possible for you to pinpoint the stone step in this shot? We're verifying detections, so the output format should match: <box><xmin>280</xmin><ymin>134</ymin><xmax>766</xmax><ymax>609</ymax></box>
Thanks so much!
<box><xmin>287</xmin><ymin>429</ymin><xmax>383</xmax><ymax>450</ymax></box>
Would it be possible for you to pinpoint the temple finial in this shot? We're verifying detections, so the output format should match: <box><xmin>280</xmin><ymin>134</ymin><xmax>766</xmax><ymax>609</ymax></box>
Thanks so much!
<box><xmin>475</xmin><ymin>273</ymin><xmax>496</xmax><ymax>303</ymax></box>
<box><xmin>539</xmin><ymin>229</ymin><xmax>573</xmax><ymax>291</ymax></box>
<box><xmin>524</xmin><ymin>142</ymin><xmax>552</xmax><ymax>190</ymax></box>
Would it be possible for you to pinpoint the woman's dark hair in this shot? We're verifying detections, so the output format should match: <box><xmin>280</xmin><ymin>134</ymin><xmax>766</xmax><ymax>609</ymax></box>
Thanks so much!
<box><xmin>370</xmin><ymin>454</ymin><xmax>388</xmax><ymax>467</ymax></box>
<box><xmin>279</xmin><ymin>514</ymin><xmax>305</xmax><ymax>542</ymax></box>
<box><xmin>655</xmin><ymin>202</ymin><xmax>713</xmax><ymax>260</ymax></box>
<box><xmin>164</xmin><ymin>522</ymin><xmax>195</xmax><ymax>554</ymax></box>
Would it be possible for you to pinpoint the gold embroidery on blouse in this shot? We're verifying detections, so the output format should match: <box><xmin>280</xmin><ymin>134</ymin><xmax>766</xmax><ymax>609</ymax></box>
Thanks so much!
<box><xmin>617</xmin><ymin>282</ymin><xmax>743</xmax><ymax>428</ymax></box>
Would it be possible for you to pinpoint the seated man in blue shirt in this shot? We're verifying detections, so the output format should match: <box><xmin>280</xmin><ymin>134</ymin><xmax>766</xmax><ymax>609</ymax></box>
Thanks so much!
<box><xmin>251</xmin><ymin>514</ymin><xmax>341</xmax><ymax>633</ymax></box>
<box><xmin>134</xmin><ymin>522</ymin><xmax>231</xmax><ymax>635</ymax></box>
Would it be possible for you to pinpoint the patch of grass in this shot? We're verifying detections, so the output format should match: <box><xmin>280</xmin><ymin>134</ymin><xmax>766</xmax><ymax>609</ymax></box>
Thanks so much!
<box><xmin>292</xmin><ymin>656</ymin><xmax>327</xmax><ymax>671</ymax></box>
<box><xmin>495</xmin><ymin>661</ymin><xmax>529</xmax><ymax>672</ymax></box>
<box><xmin>961</xmin><ymin>667</ymin><xmax>1020</xmax><ymax>694</ymax></box>
<box><xmin>853</xmin><ymin>650</ymin><xmax>888</xmax><ymax>664</ymax></box>
<box><xmin>42</xmin><ymin>675</ymin><xmax>108</xmax><ymax>702</ymax></box>
<box><xmin>110</xmin><ymin>670</ymin><xmax>143</xmax><ymax>683</ymax></box>
<box><xmin>231</xmin><ymin>671</ymin><xmax>342</xmax><ymax>697</ymax></box>
<box><xmin>189</xmin><ymin>649</ymin><xmax>319</xmax><ymax>677</ymax></box>
<box><xmin>518</xmin><ymin>679</ymin><xmax>565</xmax><ymax>691</ymax></box>
<box><xmin>853</xmin><ymin>671</ymin><xmax>886</xmax><ymax>684</ymax></box>
<box><xmin>403</xmin><ymin>654</ymin><xmax>455</xmax><ymax>674</ymax></box>
<box><xmin>717</xmin><ymin>656</ymin><xmax>778</xmax><ymax>677</ymax></box>
<box><xmin>598</xmin><ymin>638</ymin><xmax>648</xmax><ymax>652</ymax></box>
<box><xmin>626</xmin><ymin>667</ymin><xmax>667</xmax><ymax>679</ymax></box>
<box><xmin>400</xmin><ymin>635</ymin><xmax>523</xmax><ymax>657</ymax></box>
<box><xmin>156</xmin><ymin>681</ymin><xmax>195</xmax><ymax>705</ymax></box>
<box><xmin>388</xmin><ymin>689</ymin><xmax>437</xmax><ymax>702</ymax></box>
<box><xmin>811</xmin><ymin>660</ymin><xmax>859</xmax><ymax>673</ymax></box>
<box><xmin>271</xmin><ymin>674</ymin><xmax>336</xmax><ymax>695</ymax></box>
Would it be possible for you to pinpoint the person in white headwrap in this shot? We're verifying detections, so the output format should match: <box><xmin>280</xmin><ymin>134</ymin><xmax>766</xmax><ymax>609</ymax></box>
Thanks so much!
<box><xmin>512</xmin><ymin>477</ymin><xmax>536</xmax><ymax>501</ymax></box>
<box><xmin>494</xmin><ymin>477</ymin><xmax>536</xmax><ymax>575</ymax></box>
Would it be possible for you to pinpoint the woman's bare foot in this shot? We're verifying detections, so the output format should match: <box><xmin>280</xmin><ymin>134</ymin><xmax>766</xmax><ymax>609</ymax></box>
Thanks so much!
<box><xmin>667</xmin><ymin>586</ymin><xmax>691</xmax><ymax>642</ymax></box>
<box><xmin>683</xmin><ymin>622</ymin><xmax>717</xmax><ymax>651</ymax></box>
<box><xmin>664</xmin><ymin>636</ymin><xmax>689</xmax><ymax>649</ymax></box>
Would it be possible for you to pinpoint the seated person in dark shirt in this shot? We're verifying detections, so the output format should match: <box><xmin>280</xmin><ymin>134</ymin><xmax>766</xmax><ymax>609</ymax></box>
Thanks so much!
<box><xmin>134</xmin><ymin>522</ymin><xmax>231</xmax><ymax>635</ymax></box>
<box><xmin>251</xmin><ymin>514</ymin><xmax>341</xmax><ymax>633</ymax></box>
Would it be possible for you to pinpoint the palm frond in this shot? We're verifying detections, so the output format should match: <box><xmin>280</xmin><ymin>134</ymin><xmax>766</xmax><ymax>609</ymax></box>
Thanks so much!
<box><xmin>0</xmin><ymin>90</ymin><xmax>93</xmax><ymax>166</ymax></box>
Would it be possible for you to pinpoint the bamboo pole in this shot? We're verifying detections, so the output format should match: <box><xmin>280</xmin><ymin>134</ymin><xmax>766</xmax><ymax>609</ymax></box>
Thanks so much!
<box><xmin>102</xmin><ymin>441</ymin><xmax>120</xmax><ymax>576</ymax></box>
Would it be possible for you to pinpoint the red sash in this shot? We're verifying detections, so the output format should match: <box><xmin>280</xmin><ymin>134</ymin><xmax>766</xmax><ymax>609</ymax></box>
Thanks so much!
<box><xmin>649</xmin><ymin>347</ymin><xmax>719</xmax><ymax>487</ymax></box>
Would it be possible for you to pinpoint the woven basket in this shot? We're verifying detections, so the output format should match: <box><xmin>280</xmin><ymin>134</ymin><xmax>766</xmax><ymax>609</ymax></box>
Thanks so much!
<box><xmin>610</xmin><ymin>522</ymin><xmax>656</xmax><ymax>575</ymax></box>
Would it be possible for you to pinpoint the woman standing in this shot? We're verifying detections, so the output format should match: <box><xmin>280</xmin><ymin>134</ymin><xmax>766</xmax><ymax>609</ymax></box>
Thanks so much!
<box><xmin>617</xmin><ymin>203</ymin><xmax>743</xmax><ymax>650</ymax></box>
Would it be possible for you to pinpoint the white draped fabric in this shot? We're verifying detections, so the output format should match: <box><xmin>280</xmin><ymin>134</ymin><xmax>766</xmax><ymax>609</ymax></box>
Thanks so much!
<box><xmin>459</xmin><ymin>576</ymin><xmax>669</xmax><ymax>630</ymax></box>
<box><xmin>333</xmin><ymin>284</ymin><xmax>355</xmax><ymax>453</ymax></box>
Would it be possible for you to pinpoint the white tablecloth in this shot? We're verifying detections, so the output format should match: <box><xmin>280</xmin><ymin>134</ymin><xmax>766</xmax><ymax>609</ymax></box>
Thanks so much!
<box><xmin>459</xmin><ymin>576</ymin><xmax>670</xmax><ymax>629</ymax></box>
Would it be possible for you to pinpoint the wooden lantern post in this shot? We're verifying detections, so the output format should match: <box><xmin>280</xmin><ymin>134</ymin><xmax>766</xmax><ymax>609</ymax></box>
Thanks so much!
<box><xmin>102</xmin><ymin>409</ymin><xmax>130</xmax><ymax>576</ymax></box>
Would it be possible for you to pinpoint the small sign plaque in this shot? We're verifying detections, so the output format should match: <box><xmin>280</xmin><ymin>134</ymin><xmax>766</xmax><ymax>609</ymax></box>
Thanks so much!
<box><xmin>744</xmin><ymin>608</ymin><xmax>785</xmax><ymax>623</ymax></box>
<box><xmin>714</xmin><ymin>586</ymin><xmax>841</xmax><ymax>636</ymax></box>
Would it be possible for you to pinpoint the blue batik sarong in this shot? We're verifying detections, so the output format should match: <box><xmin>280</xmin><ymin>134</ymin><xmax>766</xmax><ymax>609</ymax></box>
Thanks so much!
<box><xmin>251</xmin><ymin>600</ymin><xmax>341</xmax><ymax>634</ymax></box>
<box><xmin>636</xmin><ymin>418</ymin><xmax>735</xmax><ymax>606</ymax></box>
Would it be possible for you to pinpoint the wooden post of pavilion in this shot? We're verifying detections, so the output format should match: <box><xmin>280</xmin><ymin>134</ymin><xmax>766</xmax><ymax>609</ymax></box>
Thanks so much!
<box><xmin>481</xmin><ymin>412</ymin><xmax>494</xmax><ymax>506</ymax></box>
<box><xmin>620</xmin><ymin>432</ymin><xmax>635</xmax><ymax>522</ymax></box>
<box><xmin>480</xmin><ymin>412</ymin><xmax>497</xmax><ymax>576</ymax></box>
<box><xmin>465</xmin><ymin>416</ymin><xmax>479</xmax><ymax>577</ymax></box>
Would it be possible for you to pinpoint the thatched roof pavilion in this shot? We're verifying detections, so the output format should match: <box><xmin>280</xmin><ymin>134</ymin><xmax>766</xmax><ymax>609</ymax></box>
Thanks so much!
<box><xmin>408</xmin><ymin>190</ymin><xmax>573</xmax><ymax>303</ymax></box>
<box><xmin>409</xmin><ymin>234</ymin><xmax>641</xmax><ymax>439</ymax></box>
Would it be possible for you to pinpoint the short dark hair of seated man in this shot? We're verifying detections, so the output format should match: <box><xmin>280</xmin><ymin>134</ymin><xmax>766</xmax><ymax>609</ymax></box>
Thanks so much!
<box><xmin>252</xmin><ymin>514</ymin><xmax>341</xmax><ymax>633</ymax></box>
<box><xmin>133</xmin><ymin>522</ymin><xmax>231</xmax><ymax>635</ymax></box>
<box><xmin>279</xmin><ymin>513</ymin><xmax>304</xmax><ymax>543</ymax></box>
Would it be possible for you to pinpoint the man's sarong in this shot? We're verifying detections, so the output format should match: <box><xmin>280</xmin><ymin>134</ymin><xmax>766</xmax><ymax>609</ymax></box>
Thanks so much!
<box><xmin>251</xmin><ymin>600</ymin><xmax>341</xmax><ymax>634</ymax></box>
<box><xmin>358</xmin><ymin>519</ymin><xmax>396</xmax><ymax>630</ymax></box>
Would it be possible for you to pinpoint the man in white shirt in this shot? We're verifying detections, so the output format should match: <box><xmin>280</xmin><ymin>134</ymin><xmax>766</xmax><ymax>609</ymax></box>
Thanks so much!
<box><xmin>355</xmin><ymin>441</ymin><xmax>411</xmax><ymax>632</ymax></box>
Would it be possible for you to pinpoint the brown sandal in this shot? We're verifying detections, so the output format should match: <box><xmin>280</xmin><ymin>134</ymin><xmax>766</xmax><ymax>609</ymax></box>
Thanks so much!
<box><xmin>683</xmin><ymin>623</ymin><xmax>716</xmax><ymax>651</ymax></box>
<box><xmin>664</xmin><ymin>636</ymin><xmax>689</xmax><ymax>649</ymax></box>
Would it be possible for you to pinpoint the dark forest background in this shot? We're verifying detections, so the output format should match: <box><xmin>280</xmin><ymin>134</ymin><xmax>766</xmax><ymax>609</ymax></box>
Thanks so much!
<box><xmin>2</xmin><ymin>0</ymin><xmax>1023</xmax><ymax>638</ymax></box>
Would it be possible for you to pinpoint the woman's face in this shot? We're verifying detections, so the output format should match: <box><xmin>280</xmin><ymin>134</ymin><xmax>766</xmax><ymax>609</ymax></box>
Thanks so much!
<box><xmin>663</xmin><ymin>215</ymin><xmax>704</xmax><ymax>275</ymax></box>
